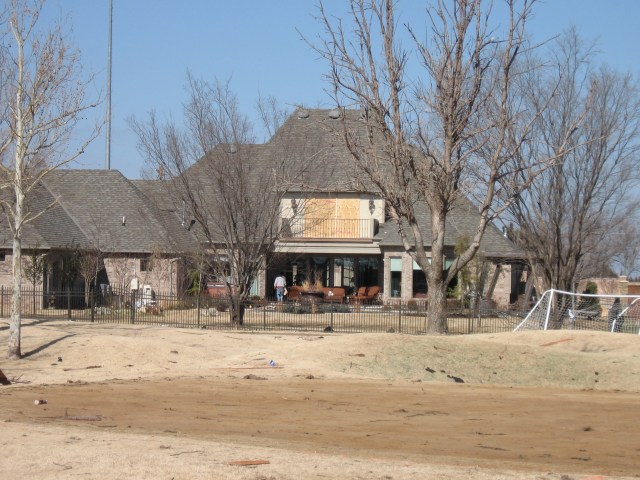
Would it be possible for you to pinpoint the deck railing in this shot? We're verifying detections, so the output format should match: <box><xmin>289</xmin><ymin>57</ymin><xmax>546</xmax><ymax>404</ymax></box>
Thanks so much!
<box><xmin>280</xmin><ymin>217</ymin><xmax>378</xmax><ymax>240</ymax></box>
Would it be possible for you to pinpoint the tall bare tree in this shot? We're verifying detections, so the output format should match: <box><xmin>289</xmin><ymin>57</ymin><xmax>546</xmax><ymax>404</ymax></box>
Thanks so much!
<box><xmin>506</xmin><ymin>29</ymin><xmax>640</xmax><ymax>293</ymax></box>
<box><xmin>0</xmin><ymin>0</ymin><xmax>100</xmax><ymax>358</ymax></box>
<box><xmin>313</xmin><ymin>0</ymin><xmax>560</xmax><ymax>332</ymax></box>
<box><xmin>23</xmin><ymin>246</ymin><xmax>46</xmax><ymax>313</ymax></box>
<box><xmin>130</xmin><ymin>75</ymin><xmax>305</xmax><ymax>324</ymax></box>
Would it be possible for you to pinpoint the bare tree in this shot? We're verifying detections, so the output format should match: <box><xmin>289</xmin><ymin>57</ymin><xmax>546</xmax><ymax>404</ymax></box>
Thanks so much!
<box><xmin>77</xmin><ymin>247</ymin><xmax>103</xmax><ymax>307</ymax></box>
<box><xmin>0</xmin><ymin>0</ymin><xmax>100</xmax><ymax>358</ymax></box>
<box><xmin>312</xmin><ymin>0</ymin><xmax>558</xmax><ymax>332</ymax></box>
<box><xmin>23</xmin><ymin>246</ymin><xmax>46</xmax><ymax>313</ymax></box>
<box><xmin>107</xmin><ymin>255</ymin><xmax>137</xmax><ymax>292</ymax></box>
<box><xmin>506</xmin><ymin>29</ymin><xmax>640</xmax><ymax>293</ymax></box>
<box><xmin>610</xmin><ymin>220</ymin><xmax>640</xmax><ymax>278</ymax></box>
<box><xmin>130</xmin><ymin>75</ymin><xmax>304</xmax><ymax>324</ymax></box>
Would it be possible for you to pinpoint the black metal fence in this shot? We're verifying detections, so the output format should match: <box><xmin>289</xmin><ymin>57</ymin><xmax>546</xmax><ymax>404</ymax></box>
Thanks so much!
<box><xmin>0</xmin><ymin>287</ymin><xmax>526</xmax><ymax>335</ymax></box>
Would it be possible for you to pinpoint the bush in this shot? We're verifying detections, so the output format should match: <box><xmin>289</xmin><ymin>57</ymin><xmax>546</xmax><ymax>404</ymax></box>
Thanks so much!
<box><xmin>215</xmin><ymin>302</ymin><xmax>229</xmax><ymax>312</ymax></box>
<box><xmin>283</xmin><ymin>303</ymin><xmax>311</xmax><ymax>314</ymax></box>
<box><xmin>160</xmin><ymin>300</ymin><xmax>192</xmax><ymax>311</ymax></box>
<box><xmin>578</xmin><ymin>281</ymin><xmax>602</xmax><ymax>315</ymax></box>
<box><xmin>318</xmin><ymin>303</ymin><xmax>350</xmax><ymax>313</ymax></box>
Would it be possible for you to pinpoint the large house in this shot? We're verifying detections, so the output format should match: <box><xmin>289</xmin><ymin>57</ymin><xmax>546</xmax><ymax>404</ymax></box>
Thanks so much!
<box><xmin>0</xmin><ymin>108</ymin><xmax>527</xmax><ymax>306</ymax></box>
<box><xmin>262</xmin><ymin>109</ymin><xmax>526</xmax><ymax>304</ymax></box>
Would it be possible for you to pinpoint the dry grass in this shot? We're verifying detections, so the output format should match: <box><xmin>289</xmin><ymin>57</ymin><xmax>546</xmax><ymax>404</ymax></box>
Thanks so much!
<box><xmin>1</xmin><ymin>319</ymin><xmax>640</xmax><ymax>479</ymax></box>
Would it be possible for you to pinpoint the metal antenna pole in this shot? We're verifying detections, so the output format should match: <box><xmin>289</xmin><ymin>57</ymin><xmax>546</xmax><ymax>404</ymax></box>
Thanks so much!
<box><xmin>105</xmin><ymin>0</ymin><xmax>113</xmax><ymax>170</ymax></box>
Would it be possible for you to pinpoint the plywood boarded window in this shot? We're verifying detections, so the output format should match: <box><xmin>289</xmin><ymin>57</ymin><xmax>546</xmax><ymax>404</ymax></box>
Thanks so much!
<box><xmin>304</xmin><ymin>198</ymin><xmax>360</xmax><ymax>238</ymax></box>
<box><xmin>336</xmin><ymin>198</ymin><xmax>359</xmax><ymax>238</ymax></box>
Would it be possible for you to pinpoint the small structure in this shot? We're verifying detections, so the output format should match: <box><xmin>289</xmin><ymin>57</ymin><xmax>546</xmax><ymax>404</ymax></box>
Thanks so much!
<box><xmin>141</xmin><ymin>284</ymin><xmax>156</xmax><ymax>306</ymax></box>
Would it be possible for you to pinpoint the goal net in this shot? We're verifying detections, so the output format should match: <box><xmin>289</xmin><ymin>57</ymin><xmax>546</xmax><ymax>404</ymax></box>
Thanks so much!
<box><xmin>514</xmin><ymin>289</ymin><xmax>640</xmax><ymax>334</ymax></box>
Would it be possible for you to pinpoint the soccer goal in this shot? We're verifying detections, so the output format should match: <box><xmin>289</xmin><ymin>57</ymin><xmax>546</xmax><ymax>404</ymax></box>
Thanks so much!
<box><xmin>513</xmin><ymin>289</ymin><xmax>640</xmax><ymax>334</ymax></box>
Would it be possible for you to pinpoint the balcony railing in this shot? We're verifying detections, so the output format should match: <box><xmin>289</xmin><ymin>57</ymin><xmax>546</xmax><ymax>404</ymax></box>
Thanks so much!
<box><xmin>280</xmin><ymin>217</ymin><xmax>378</xmax><ymax>240</ymax></box>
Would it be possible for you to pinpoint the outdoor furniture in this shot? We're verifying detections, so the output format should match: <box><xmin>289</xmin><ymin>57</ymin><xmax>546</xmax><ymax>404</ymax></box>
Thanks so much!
<box><xmin>349</xmin><ymin>286</ymin><xmax>381</xmax><ymax>304</ymax></box>
<box><xmin>287</xmin><ymin>286</ymin><xmax>346</xmax><ymax>303</ymax></box>
<box><xmin>322</xmin><ymin>287</ymin><xmax>346</xmax><ymax>303</ymax></box>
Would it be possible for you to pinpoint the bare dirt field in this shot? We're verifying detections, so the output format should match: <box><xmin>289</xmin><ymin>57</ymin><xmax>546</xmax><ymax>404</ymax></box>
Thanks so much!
<box><xmin>1</xmin><ymin>319</ymin><xmax>639</xmax><ymax>479</ymax></box>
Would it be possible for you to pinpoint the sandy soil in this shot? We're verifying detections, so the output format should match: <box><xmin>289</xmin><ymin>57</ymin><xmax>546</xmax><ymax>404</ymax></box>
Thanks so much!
<box><xmin>1</xmin><ymin>319</ymin><xmax>639</xmax><ymax>479</ymax></box>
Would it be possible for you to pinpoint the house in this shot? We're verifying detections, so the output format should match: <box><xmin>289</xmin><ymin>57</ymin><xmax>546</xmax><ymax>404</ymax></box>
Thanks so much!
<box><xmin>262</xmin><ymin>108</ymin><xmax>527</xmax><ymax>305</ymax></box>
<box><xmin>0</xmin><ymin>169</ymin><xmax>197</xmax><ymax>304</ymax></box>
<box><xmin>0</xmin><ymin>109</ymin><xmax>528</xmax><ymax>307</ymax></box>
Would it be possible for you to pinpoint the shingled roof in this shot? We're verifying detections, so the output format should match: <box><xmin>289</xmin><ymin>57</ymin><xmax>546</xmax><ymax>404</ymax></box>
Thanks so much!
<box><xmin>376</xmin><ymin>197</ymin><xmax>522</xmax><ymax>259</ymax></box>
<box><xmin>267</xmin><ymin>108</ymin><xmax>378</xmax><ymax>193</ymax></box>
<box><xmin>0</xmin><ymin>170</ymin><xmax>197</xmax><ymax>254</ymax></box>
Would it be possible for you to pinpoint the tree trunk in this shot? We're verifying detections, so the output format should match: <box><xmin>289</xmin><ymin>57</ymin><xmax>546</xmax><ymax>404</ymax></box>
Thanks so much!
<box><xmin>84</xmin><ymin>279</ymin><xmax>91</xmax><ymax>308</ymax></box>
<box><xmin>426</xmin><ymin>277</ymin><xmax>448</xmax><ymax>334</ymax></box>
<box><xmin>230</xmin><ymin>295</ymin><xmax>245</xmax><ymax>325</ymax></box>
<box><xmin>425</xmin><ymin>209</ymin><xmax>448</xmax><ymax>334</ymax></box>
<box><xmin>7</xmin><ymin>20</ymin><xmax>25</xmax><ymax>360</ymax></box>
<box><xmin>8</xmin><ymin>228</ymin><xmax>23</xmax><ymax>359</ymax></box>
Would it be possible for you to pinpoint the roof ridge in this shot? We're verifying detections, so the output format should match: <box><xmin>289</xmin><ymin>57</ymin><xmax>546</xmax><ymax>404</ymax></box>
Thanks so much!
<box><xmin>39</xmin><ymin>178</ymin><xmax>90</xmax><ymax>248</ymax></box>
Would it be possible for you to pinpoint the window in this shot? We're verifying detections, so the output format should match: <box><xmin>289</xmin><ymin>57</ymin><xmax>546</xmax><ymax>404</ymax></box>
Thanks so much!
<box><xmin>390</xmin><ymin>257</ymin><xmax>402</xmax><ymax>298</ymax></box>
<box><xmin>412</xmin><ymin>259</ymin><xmax>429</xmax><ymax>297</ymax></box>
<box><xmin>413</xmin><ymin>269</ymin><xmax>427</xmax><ymax>297</ymax></box>
<box><xmin>357</xmin><ymin>257</ymin><xmax>379</xmax><ymax>288</ymax></box>
<box><xmin>0</xmin><ymin>253</ymin><xmax>5</xmax><ymax>262</ymax></box>
<box><xmin>140</xmin><ymin>257</ymin><xmax>152</xmax><ymax>272</ymax></box>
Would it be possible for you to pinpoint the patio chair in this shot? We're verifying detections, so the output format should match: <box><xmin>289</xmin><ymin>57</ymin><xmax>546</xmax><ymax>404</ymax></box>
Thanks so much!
<box><xmin>349</xmin><ymin>286</ymin><xmax>381</xmax><ymax>304</ymax></box>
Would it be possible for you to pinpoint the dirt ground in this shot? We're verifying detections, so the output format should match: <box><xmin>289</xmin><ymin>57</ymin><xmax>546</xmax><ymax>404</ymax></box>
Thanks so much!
<box><xmin>1</xmin><ymin>320</ymin><xmax>640</xmax><ymax>479</ymax></box>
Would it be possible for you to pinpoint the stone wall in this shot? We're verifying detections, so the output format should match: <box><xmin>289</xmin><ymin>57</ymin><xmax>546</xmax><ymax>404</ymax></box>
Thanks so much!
<box><xmin>103</xmin><ymin>256</ymin><xmax>183</xmax><ymax>295</ymax></box>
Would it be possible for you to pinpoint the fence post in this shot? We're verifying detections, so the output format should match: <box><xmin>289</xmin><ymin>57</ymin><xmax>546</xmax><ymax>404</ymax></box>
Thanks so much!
<box><xmin>90</xmin><ymin>290</ymin><xmax>95</xmax><ymax>323</ymax></box>
<box><xmin>67</xmin><ymin>287</ymin><xmax>71</xmax><ymax>320</ymax></box>
<box><xmin>1</xmin><ymin>285</ymin><xmax>3</xmax><ymax>317</ymax></box>
<box><xmin>196</xmin><ymin>293</ymin><xmax>201</xmax><ymax>328</ymax></box>
<box><xmin>263</xmin><ymin>303</ymin><xmax>266</xmax><ymax>330</ymax></box>
<box><xmin>398</xmin><ymin>300</ymin><xmax>402</xmax><ymax>333</ymax></box>
<box><xmin>130</xmin><ymin>290</ymin><xmax>136</xmax><ymax>324</ymax></box>
<box><xmin>330</xmin><ymin>305</ymin><xmax>334</xmax><ymax>331</ymax></box>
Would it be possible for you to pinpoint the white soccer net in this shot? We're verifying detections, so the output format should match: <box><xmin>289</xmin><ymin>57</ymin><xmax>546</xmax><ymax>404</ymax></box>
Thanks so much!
<box><xmin>514</xmin><ymin>289</ymin><xmax>640</xmax><ymax>334</ymax></box>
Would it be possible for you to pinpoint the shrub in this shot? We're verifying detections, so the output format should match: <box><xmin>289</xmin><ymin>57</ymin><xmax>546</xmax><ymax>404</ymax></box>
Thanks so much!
<box><xmin>283</xmin><ymin>303</ymin><xmax>310</xmax><ymax>314</ymax></box>
<box><xmin>318</xmin><ymin>303</ymin><xmax>350</xmax><ymax>313</ymax></box>
<box><xmin>578</xmin><ymin>281</ymin><xmax>602</xmax><ymax>315</ymax></box>
<box><xmin>407</xmin><ymin>300</ymin><xmax>419</xmax><ymax>311</ymax></box>
<box><xmin>215</xmin><ymin>302</ymin><xmax>229</xmax><ymax>312</ymax></box>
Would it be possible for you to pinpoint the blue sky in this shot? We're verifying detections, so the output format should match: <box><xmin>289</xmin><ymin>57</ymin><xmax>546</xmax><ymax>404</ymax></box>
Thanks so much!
<box><xmin>39</xmin><ymin>0</ymin><xmax>640</xmax><ymax>179</ymax></box>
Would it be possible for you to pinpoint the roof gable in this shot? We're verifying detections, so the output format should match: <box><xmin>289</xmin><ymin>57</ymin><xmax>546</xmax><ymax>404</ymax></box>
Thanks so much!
<box><xmin>41</xmin><ymin>170</ymin><xmax>196</xmax><ymax>254</ymax></box>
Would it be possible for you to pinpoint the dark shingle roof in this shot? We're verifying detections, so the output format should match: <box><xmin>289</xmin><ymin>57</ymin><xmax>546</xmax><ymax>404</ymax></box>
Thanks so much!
<box><xmin>29</xmin><ymin>169</ymin><xmax>198</xmax><ymax>254</ymax></box>
<box><xmin>267</xmin><ymin>108</ymin><xmax>377</xmax><ymax>192</ymax></box>
<box><xmin>377</xmin><ymin>197</ymin><xmax>522</xmax><ymax>258</ymax></box>
<box><xmin>28</xmin><ymin>183</ymin><xmax>90</xmax><ymax>249</ymax></box>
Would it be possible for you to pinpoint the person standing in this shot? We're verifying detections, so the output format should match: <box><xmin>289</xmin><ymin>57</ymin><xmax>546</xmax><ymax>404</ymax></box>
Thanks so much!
<box><xmin>608</xmin><ymin>297</ymin><xmax>623</xmax><ymax>332</ymax></box>
<box><xmin>274</xmin><ymin>272</ymin><xmax>287</xmax><ymax>301</ymax></box>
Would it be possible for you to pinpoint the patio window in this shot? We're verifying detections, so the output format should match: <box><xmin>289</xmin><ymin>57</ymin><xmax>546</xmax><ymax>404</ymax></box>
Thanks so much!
<box><xmin>390</xmin><ymin>257</ymin><xmax>402</xmax><ymax>298</ymax></box>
